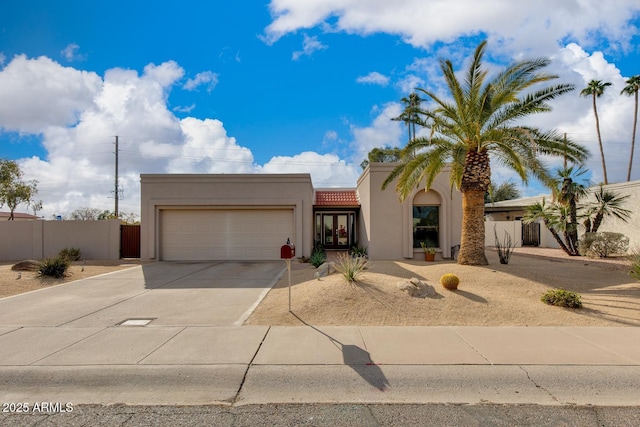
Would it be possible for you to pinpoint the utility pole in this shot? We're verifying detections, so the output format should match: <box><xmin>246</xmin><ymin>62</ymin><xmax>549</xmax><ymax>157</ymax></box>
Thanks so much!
<box><xmin>114</xmin><ymin>135</ymin><xmax>119</xmax><ymax>218</ymax></box>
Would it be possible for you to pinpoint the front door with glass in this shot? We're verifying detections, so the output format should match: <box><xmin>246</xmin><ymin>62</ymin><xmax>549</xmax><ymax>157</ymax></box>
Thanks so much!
<box><xmin>320</xmin><ymin>213</ymin><xmax>351</xmax><ymax>249</ymax></box>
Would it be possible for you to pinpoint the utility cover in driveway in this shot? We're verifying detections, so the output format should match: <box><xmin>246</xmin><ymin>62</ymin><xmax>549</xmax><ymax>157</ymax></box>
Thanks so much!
<box><xmin>160</xmin><ymin>209</ymin><xmax>294</xmax><ymax>261</ymax></box>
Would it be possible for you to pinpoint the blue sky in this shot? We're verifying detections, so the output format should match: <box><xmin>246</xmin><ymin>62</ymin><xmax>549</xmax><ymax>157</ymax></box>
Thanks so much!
<box><xmin>1</xmin><ymin>1</ymin><xmax>639</xmax><ymax>218</ymax></box>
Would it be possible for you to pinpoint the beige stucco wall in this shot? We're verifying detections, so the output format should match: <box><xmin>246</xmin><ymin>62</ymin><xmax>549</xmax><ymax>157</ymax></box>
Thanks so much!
<box><xmin>357</xmin><ymin>163</ymin><xmax>462</xmax><ymax>260</ymax></box>
<box><xmin>0</xmin><ymin>219</ymin><xmax>121</xmax><ymax>261</ymax></box>
<box><xmin>140</xmin><ymin>174</ymin><xmax>314</xmax><ymax>260</ymax></box>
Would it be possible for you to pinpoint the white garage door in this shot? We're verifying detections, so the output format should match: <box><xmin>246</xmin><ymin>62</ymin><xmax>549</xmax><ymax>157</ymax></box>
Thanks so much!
<box><xmin>161</xmin><ymin>209</ymin><xmax>294</xmax><ymax>261</ymax></box>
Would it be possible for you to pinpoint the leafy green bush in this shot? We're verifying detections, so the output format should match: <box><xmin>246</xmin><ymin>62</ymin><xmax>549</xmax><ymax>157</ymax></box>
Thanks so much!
<box><xmin>309</xmin><ymin>250</ymin><xmax>327</xmax><ymax>268</ymax></box>
<box><xmin>541</xmin><ymin>289</ymin><xmax>583</xmax><ymax>308</ymax></box>
<box><xmin>58</xmin><ymin>247</ymin><xmax>81</xmax><ymax>261</ymax></box>
<box><xmin>38</xmin><ymin>256</ymin><xmax>71</xmax><ymax>278</ymax></box>
<box><xmin>334</xmin><ymin>252</ymin><xmax>368</xmax><ymax>283</ymax></box>
<box><xmin>579</xmin><ymin>232</ymin><xmax>629</xmax><ymax>258</ymax></box>
<box><xmin>628</xmin><ymin>247</ymin><xmax>640</xmax><ymax>281</ymax></box>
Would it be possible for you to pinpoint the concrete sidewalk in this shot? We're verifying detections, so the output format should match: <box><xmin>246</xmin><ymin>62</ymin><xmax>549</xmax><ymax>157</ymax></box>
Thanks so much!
<box><xmin>1</xmin><ymin>324</ymin><xmax>640</xmax><ymax>406</ymax></box>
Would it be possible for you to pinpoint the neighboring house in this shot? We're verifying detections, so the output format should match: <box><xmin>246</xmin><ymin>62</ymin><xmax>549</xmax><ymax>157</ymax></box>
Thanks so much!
<box><xmin>484</xmin><ymin>180</ymin><xmax>640</xmax><ymax>249</ymax></box>
<box><xmin>140</xmin><ymin>163</ymin><xmax>463</xmax><ymax>261</ymax></box>
<box><xmin>0</xmin><ymin>212</ymin><xmax>39</xmax><ymax>221</ymax></box>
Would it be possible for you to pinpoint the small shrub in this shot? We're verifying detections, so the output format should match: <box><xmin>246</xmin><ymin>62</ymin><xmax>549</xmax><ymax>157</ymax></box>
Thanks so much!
<box><xmin>334</xmin><ymin>252</ymin><xmax>368</xmax><ymax>283</ymax></box>
<box><xmin>628</xmin><ymin>247</ymin><xmax>640</xmax><ymax>281</ymax></box>
<box><xmin>440</xmin><ymin>273</ymin><xmax>460</xmax><ymax>290</ymax></box>
<box><xmin>579</xmin><ymin>232</ymin><xmax>629</xmax><ymax>258</ymax></box>
<box><xmin>38</xmin><ymin>256</ymin><xmax>71</xmax><ymax>278</ymax></box>
<box><xmin>58</xmin><ymin>247</ymin><xmax>81</xmax><ymax>261</ymax></box>
<box><xmin>349</xmin><ymin>245</ymin><xmax>368</xmax><ymax>258</ymax></box>
<box><xmin>541</xmin><ymin>289</ymin><xmax>582</xmax><ymax>308</ymax></box>
<box><xmin>309</xmin><ymin>250</ymin><xmax>327</xmax><ymax>268</ymax></box>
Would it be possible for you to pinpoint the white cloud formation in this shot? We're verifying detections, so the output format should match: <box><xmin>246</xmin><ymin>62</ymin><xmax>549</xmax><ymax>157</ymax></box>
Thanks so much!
<box><xmin>350</xmin><ymin>103</ymin><xmax>404</xmax><ymax>163</ymax></box>
<box><xmin>0</xmin><ymin>54</ymin><xmax>368</xmax><ymax>217</ymax></box>
<box><xmin>356</xmin><ymin>72</ymin><xmax>389</xmax><ymax>86</ymax></box>
<box><xmin>170</xmin><ymin>117</ymin><xmax>255</xmax><ymax>173</ymax></box>
<box><xmin>292</xmin><ymin>34</ymin><xmax>327</xmax><ymax>60</ymax></box>
<box><xmin>61</xmin><ymin>43</ymin><xmax>85</xmax><ymax>62</ymax></box>
<box><xmin>183</xmin><ymin>71</ymin><xmax>219</xmax><ymax>92</ymax></box>
<box><xmin>0</xmin><ymin>52</ymin><xmax>6</xmax><ymax>65</ymax></box>
<box><xmin>260</xmin><ymin>151</ymin><xmax>360</xmax><ymax>187</ymax></box>
<box><xmin>0</xmin><ymin>55</ymin><xmax>102</xmax><ymax>133</ymax></box>
<box><xmin>265</xmin><ymin>0</ymin><xmax>640</xmax><ymax>54</ymax></box>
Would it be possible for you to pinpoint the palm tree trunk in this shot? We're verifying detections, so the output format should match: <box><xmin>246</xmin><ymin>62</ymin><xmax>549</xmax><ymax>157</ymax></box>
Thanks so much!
<box><xmin>458</xmin><ymin>149</ymin><xmax>491</xmax><ymax>265</ymax></box>
<box><xmin>544</xmin><ymin>220</ymin><xmax>573</xmax><ymax>255</ymax></box>
<box><xmin>592</xmin><ymin>94</ymin><xmax>608</xmax><ymax>184</ymax></box>
<box><xmin>457</xmin><ymin>189</ymin><xmax>488</xmax><ymax>265</ymax></box>
<box><xmin>628</xmin><ymin>91</ymin><xmax>638</xmax><ymax>181</ymax></box>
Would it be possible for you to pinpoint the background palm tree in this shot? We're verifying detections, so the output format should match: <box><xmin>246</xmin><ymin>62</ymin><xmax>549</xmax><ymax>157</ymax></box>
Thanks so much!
<box><xmin>392</xmin><ymin>92</ymin><xmax>422</xmax><ymax>143</ymax></box>
<box><xmin>581</xmin><ymin>79</ymin><xmax>611</xmax><ymax>184</ymax></box>
<box><xmin>383</xmin><ymin>41</ymin><xmax>589</xmax><ymax>265</ymax></box>
<box><xmin>582</xmin><ymin>185</ymin><xmax>631</xmax><ymax>233</ymax></box>
<box><xmin>621</xmin><ymin>75</ymin><xmax>640</xmax><ymax>181</ymax></box>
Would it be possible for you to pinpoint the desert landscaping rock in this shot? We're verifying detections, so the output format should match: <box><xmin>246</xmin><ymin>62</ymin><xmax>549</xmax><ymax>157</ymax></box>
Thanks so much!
<box><xmin>397</xmin><ymin>277</ymin><xmax>437</xmax><ymax>298</ymax></box>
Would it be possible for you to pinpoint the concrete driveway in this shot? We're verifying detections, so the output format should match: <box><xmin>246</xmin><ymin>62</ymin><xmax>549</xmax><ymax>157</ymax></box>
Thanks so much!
<box><xmin>0</xmin><ymin>261</ymin><xmax>286</xmax><ymax>327</ymax></box>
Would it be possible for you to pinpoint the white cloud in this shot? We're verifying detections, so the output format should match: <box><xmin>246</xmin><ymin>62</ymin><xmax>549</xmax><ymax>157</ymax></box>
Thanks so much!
<box><xmin>169</xmin><ymin>117</ymin><xmax>255</xmax><ymax>173</ymax></box>
<box><xmin>61</xmin><ymin>43</ymin><xmax>85</xmax><ymax>62</ymax></box>
<box><xmin>260</xmin><ymin>151</ymin><xmax>360</xmax><ymax>187</ymax></box>
<box><xmin>0</xmin><ymin>55</ymin><xmax>102</xmax><ymax>133</ymax></box>
<box><xmin>0</xmin><ymin>52</ymin><xmax>6</xmax><ymax>66</ymax></box>
<box><xmin>350</xmin><ymin>103</ymin><xmax>404</xmax><ymax>163</ymax></box>
<box><xmin>173</xmin><ymin>104</ymin><xmax>196</xmax><ymax>113</ymax></box>
<box><xmin>356</xmin><ymin>72</ymin><xmax>389</xmax><ymax>86</ymax></box>
<box><xmin>292</xmin><ymin>34</ymin><xmax>327</xmax><ymax>60</ymax></box>
<box><xmin>183</xmin><ymin>71</ymin><xmax>219</xmax><ymax>92</ymax></box>
<box><xmin>265</xmin><ymin>0</ymin><xmax>640</xmax><ymax>54</ymax></box>
<box><xmin>1</xmin><ymin>54</ymin><xmax>363</xmax><ymax>218</ymax></box>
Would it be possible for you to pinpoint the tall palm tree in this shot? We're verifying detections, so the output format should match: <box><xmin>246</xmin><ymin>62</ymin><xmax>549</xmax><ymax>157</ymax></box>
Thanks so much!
<box><xmin>581</xmin><ymin>79</ymin><xmax>611</xmax><ymax>184</ymax></box>
<box><xmin>383</xmin><ymin>41</ymin><xmax>589</xmax><ymax>265</ymax></box>
<box><xmin>556</xmin><ymin>167</ymin><xmax>588</xmax><ymax>255</ymax></box>
<box><xmin>392</xmin><ymin>92</ymin><xmax>422</xmax><ymax>143</ymax></box>
<box><xmin>621</xmin><ymin>75</ymin><xmax>640</xmax><ymax>181</ymax></box>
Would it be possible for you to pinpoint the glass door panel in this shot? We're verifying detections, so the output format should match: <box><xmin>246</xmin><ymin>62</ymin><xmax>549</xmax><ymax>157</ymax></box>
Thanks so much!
<box><xmin>323</xmin><ymin>215</ymin><xmax>334</xmax><ymax>246</ymax></box>
<box><xmin>336</xmin><ymin>214</ymin><xmax>348</xmax><ymax>247</ymax></box>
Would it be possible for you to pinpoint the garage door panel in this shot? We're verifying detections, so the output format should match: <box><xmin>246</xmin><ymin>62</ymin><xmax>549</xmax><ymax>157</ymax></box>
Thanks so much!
<box><xmin>161</xmin><ymin>209</ymin><xmax>294</xmax><ymax>261</ymax></box>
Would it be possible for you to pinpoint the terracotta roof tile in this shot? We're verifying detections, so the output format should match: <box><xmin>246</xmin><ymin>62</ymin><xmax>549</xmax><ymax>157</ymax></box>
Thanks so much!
<box><xmin>314</xmin><ymin>190</ymin><xmax>360</xmax><ymax>206</ymax></box>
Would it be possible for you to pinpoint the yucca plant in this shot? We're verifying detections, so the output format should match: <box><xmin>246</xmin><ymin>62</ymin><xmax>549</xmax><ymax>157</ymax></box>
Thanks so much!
<box><xmin>38</xmin><ymin>256</ymin><xmax>71</xmax><ymax>278</ymax></box>
<box><xmin>334</xmin><ymin>252</ymin><xmax>368</xmax><ymax>283</ymax></box>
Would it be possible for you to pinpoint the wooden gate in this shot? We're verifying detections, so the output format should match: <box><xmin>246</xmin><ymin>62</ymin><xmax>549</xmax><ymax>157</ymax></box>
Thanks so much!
<box><xmin>522</xmin><ymin>222</ymin><xmax>540</xmax><ymax>247</ymax></box>
<box><xmin>120</xmin><ymin>224</ymin><xmax>141</xmax><ymax>258</ymax></box>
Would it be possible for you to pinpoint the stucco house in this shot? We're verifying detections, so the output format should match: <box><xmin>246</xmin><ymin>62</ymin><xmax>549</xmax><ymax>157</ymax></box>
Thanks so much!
<box><xmin>140</xmin><ymin>163</ymin><xmax>463</xmax><ymax>261</ymax></box>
